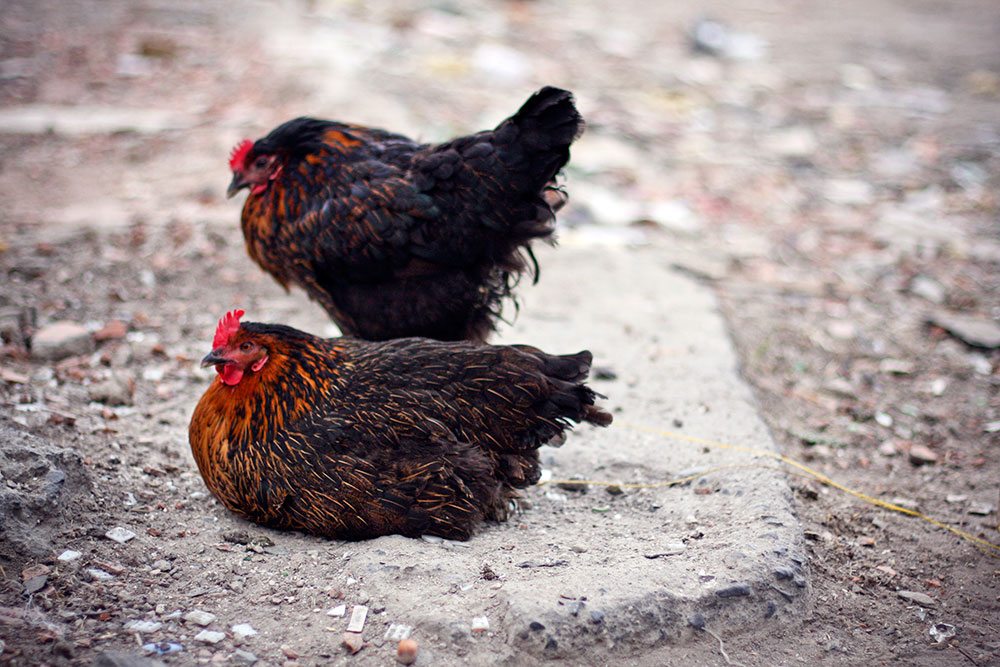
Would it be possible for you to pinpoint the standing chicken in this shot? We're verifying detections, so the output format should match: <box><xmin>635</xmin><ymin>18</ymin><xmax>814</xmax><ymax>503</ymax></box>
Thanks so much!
<box><xmin>227</xmin><ymin>87</ymin><xmax>583</xmax><ymax>341</ymax></box>
<box><xmin>189</xmin><ymin>310</ymin><xmax>611</xmax><ymax>540</ymax></box>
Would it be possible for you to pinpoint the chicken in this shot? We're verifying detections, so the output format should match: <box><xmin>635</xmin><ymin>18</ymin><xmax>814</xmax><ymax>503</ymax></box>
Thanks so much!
<box><xmin>189</xmin><ymin>310</ymin><xmax>612</xmax><ymax>540</ymax></box>
<box><xmin>227</xmin><ymin>87</ymin><xmax>583</xmax><ymax>341</ymax></box>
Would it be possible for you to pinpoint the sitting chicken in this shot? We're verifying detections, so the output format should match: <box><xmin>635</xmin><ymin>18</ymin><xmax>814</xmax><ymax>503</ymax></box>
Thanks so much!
<box><xmin>227</xmin><ymin>87</ymin><xmax>583</xmax><ymax>341</ymax></box>
<box><xmin>188</xmin><ymin>310</ymin><xmax>611</xmax><ymax>540</ymax></box>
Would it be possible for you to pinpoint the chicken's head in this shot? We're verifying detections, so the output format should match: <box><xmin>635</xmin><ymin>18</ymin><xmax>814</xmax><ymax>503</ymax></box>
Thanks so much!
<box><xmin>227</xmin><ymin>139</ymin><xmax>283</xmax><ymax>198</ymax></box>
<box><xmin>201</xmin><ymin>309</ymin><xmax>270</xmax><ymax>386</ymax></box>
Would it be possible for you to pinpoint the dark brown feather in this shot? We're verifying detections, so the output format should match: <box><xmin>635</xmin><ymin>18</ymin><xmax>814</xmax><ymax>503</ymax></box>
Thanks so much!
<box><xmin>231</xmin><ymin>87</ymin><xmax>584</xmax><ymax>341</ymax></box>
<box><xmin>189</xmin><ymin>319</ymin><xmax>611</xmax><ymax>540</ymax></box>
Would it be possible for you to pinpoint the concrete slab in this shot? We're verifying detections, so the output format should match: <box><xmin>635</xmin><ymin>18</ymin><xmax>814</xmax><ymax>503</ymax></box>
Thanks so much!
<box><xmin>260</xmin><ymin>241</ymin><xmax>809</xmax><ymax>663</ymax></box>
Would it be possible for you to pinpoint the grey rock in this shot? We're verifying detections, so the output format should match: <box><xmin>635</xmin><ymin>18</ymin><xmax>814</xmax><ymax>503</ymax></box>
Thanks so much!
<box><xmin>183</xmin><ymin>610</ymin><xmax>216</xmax><ymax>626</ymax></box>
<box><xmin>88</xmin><ymin>373</ymin><xmax>134</xmax><ymax>406</ymax></box>
<box><xmin>231</xmin><ymin>649</ymin><xmax>258</xmax><ymax>664</ymax></box>
<box><xmin>0</xmin><ymin>424</ymin><xmax>96</xmax><ymax>562</ymax></box>
<box><xmin>194</xmin><ymin>629</ymin><xmax>225</xmax><ymax>644</ymax></box>
<box><xmin>716</xmin><ymin>584</ymin><xmax>752</xmax><ymax>598</ymax></box>
<box><xmin>928</xmin><ymin>312</ymin><xmax>1000</xmax><ymax>348</ymax></box>
<box><xmin>31</xmin><ymin>321</ymin><xmax>94</xmax><ymax>360</ymax></box>
<box><xmin>898</xmin><ymin>590</ymin><xmax>936</xmax><ymax>607</ymax></box>
<box><xmin>909</xmin><ymin>275</ymin><xmax>947</xmax><ymax>304</ymax></box>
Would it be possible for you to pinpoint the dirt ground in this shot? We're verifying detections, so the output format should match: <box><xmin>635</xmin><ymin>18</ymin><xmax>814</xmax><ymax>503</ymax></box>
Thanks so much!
<box><xmin>1</xmin><ymin>0</ymin><xmax>998</xmax><ymax>665</ymax></box>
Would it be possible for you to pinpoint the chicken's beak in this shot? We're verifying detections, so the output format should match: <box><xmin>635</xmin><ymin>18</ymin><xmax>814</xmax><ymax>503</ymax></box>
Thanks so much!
<box><xmin>201</xmin><ymin>351</ymin><xmax>233</xmax><ymax>368</ymax></box>
<box><xmin>227</xmin><ymin>173</ymin><xmax>248</xmax><ymax>199</ymax></box>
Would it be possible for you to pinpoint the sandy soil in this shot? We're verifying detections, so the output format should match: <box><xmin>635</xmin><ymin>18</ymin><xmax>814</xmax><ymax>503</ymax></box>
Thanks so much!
<box><xmin>1</xmin><ymin>0</ymin><xmax>998</xmax><ymax>665</ymax></box>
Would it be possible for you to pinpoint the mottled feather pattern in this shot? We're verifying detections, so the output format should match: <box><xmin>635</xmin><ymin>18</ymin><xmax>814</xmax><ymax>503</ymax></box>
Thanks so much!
<box><xmin>189</xmin><ymin>320</ymin><xmax>611</xmax><ymax>540</ymax></box>
<box><xmin>234</xmin><ymin>87</ymin><xmax>583</xmax><ymax>340</ymax></box>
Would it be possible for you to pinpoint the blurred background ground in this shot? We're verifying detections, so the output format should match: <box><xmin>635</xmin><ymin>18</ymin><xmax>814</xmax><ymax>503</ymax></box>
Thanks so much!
<box><xmin>0</xmin><ymin>0</ymin><xmax>998</xmax><ymax>665</ymax></box>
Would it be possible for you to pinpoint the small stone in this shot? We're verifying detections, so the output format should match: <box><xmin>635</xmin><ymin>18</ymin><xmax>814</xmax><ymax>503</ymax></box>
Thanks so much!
<box><xmin>58</xmin><ymin>550</ymin><xmax>82</xmax><ymax>562</ymax></box>
<box><xmin>968</xmin><ymin>503</ymin><xmax>996</xmax><ymax>516</ymax></box>
<box><xmin>86</xmin><ymin>568</ymin><xmax>115</xmax><ymax>581</ymax></box>
<box><xmin>898</xmin><ymin>590</ymin><xmax>936</xmax><ymax>607</ymax></box>
<box><xmin>342</xmin><ymin>633</ymin><xmax>364</xmax><ymax>654</ymax></box>
<box><xmin>874</xmin><ymin>412</ymin><xmax>893</xmax><ymax>428</ymax></box>
<box><xmin>326</xmin><ymin>605</ymin><xmax>347</xmax><ymax>617</ymax></box>
<box><xmin>715</xmin><ymin>584</ymin><xmax>751</xmax><ymax>598</ymax></box>
<box><xmin>908</xmin><ymin>444</ymin><xmax>938</xmax><ymax>465</ymax></box>
<box><xmin>878</xmin><ymin>441</ymin><xmax>899</xmax><ymax>457</ymax></box>
<box><xmin>825</xmin><ymin>179</ymin><xmax>875</xmax><ymax>206</ymax></box>
<box><xmin>105</xmin><ymin>526</ymin><xmax>137</xmax><ymax>544</ymax></box>
<box><xmin>31</xmin><ymin>322</ymin><xmax>94</xmax><ymax>361</ymax></box>
<box><xmin>384</xmin><ymin>624</ymin><xmax>412</xmax><ymax>641</ymax></box>
<box><xmin>152</xmin><ymin>560</ymin><xmax>171</xmax><ymax>572</ymax></box>
<box><xmin>183</xmin><ymin>610</ymin><xmax>217</xmax><ymax>627</ymax></box>
<box><xmin>764</xmin><ymin>127</ymin><xmax>817</xmax><ymax>157</ymax></box>
<box><xmin>875</xmin><ymin>565</ymin><xmax>898</xmax><ymax>577</ymax></box>
<box><xmin>95</xmin><ymin>320</ymin><xmax>129</xmax><ymax>342</ymax></box>
<box><xmin>125</xmin><ymin>620</ymin><xmax>162</xmax><ymax>633</ymax></box>
<box><xmin>23</xmin><ymin>575</ymin><xmax>48</xmax><ymax>594</ymax></box>
<box><xmin>396</xmin><ymin>639</ymin><xmax>418</xmax><ymax>665</ymax></box>
<box><xmin>891</xmin><ymin>497</ymin><xmax>920</xmax><ymax>511</ymax></box>
<box><xmin>194</xmin><ymin>630</ymin><xmax>225</xmax><ymax>644</ymax></box>
<box><xmin>827</xmin><ymin>320</ymin><xmax>857</xmax><ymax>340</ymax></box>
<box><xmin>945</xmin><ymin>494</ymin><xmax>968</xmax><ymax>503</ymax></box>
<box><xmin>88</xmin><ymin>373</ymin><xmax>134</xmax><ymax>406</ymax></box>
<box><xmin>928</xmin><ymin>312</ymin><xmax>1000</xmax><ymax>348</ymax></box>
<box><xmin>232</xmin><ymin>623</ymin><xmax>257</xmax><ymax>639</ymax></box>
<box><xmin>857</xmin><ymin>536</ymin><xmax>875</xmax><ymax>547</ymax></box>
<box><xmin>471</xmin><ymin>616</ymin><xmax>489</xmax><ymax>632</ymax></box>
<box><xmin>589</xmin><ymin>610</ymin><xmax>605</xmax><ymax>624</ymax></box>
<box><xmin>231</xmin><ymin>649</ymin><xmax>258</xmax><ymax>664</ymax></box>
<box><xmin>909</xmin><ymin>276</ymin><xmax>947</xmax><ymax>304</ymax></box>
<box><xmin>279</xmin><ymin>645</ymin><xmax>298</xmax><ymax>659</ymax></box>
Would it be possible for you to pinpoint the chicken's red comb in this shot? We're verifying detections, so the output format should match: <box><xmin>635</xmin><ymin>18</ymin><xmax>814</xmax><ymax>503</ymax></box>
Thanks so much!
<box><xmin>228</xmin><ymin>139</ymin><xmax>253</xmax><ymax>170</ymax></box>
<box><xmin>213</xmin><ymin>309</ymin><xmax>245</xmax><ymax>349</ymax></box>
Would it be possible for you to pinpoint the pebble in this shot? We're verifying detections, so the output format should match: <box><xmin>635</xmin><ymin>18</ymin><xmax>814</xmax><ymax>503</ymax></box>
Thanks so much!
<box><xmin>874</xmin><ymin>412</ymin><xmax>894</xmax><ymax>428</ymax></box>
<box><xmin>878</xmin><ymin>441</ymin><xmax>899</xmax><ymax>457</ymax></box>
<box><xmin>88</xmin><ymin>373</ymin><xmax>134</xmax><ymax>406</ymax></box>
<box><xmin>105</xmin><ymin>526</ymin><xmax>137</xmax><ymax>544</ymax></box>
<box><xmin>909</xmin><ymin>276</ymin><xmax>947</xmax><ymax>304</ymax></box>
<box><xmin>23</xmin><ymin>575</ymin><xmax>48</xmax><ymax>594</ymax></box>
<box><xmin>891</xmin><ymin>497</ymin><xmax>920</xmax><ymax>511</ymax></box>
<box><xmin>31</xmin><ymin>321</ymin><xmax>94</xmax><ymax>360</ymax></box>
<box><xmin>125</xmin><ymin>620</ymin><xmax>162</xmax><ymax>633</ymax></box>
<box><xmin>589</xmin><ymin>610</ymin><xmax>605</xmax><ymax>624</ymax></box>
<box><xmin>898</xmin><ymin>590</ymin><xmax>936</xmax><ymax>607</ymax></box>
<box><xmin>94</xmin><ymin>320</ymin><xmax>129</xmax><ymax>342</ymax></box>
<box><xmin>763</xmin><ymin>127</ymin><xmax>818</xmax><ymax>157</ymax></box>
<box><xmin>341</xmin><ymin>633</ymin><xmax>364</xmax><ymax>654</ymax></box>
<box><xmin>57</xmin><ymin>549</ymin><xmax>82</xmax><ymax>562</ymax></box>
<box><xmin>908</xmin><ymin>444</ymin><xmax>938</xmax><ymax>465</ymax></box>
<box><xmin>825</xmin><ymin>179</ymin><xmax>875</xmax><ymax>206</ymax></box>
<box><xmin>396</xmin><ymin>638</ymin><xmax>418</xmax><ymax>665</ymax></box>
<box><xmin>326</xmin><ymin>605</ymin><xmax>347</xmax><ymax>617</ymax></box>
<box><xmin>928</xmin><ymin>312</ymin><xmax>1000</xmax><ymax>348</ymax></box>
<box><xmin>471</xmin><ymin>616</ymin><xmax>489</xmax><ymax>632</ymax></box>
<box><xmin>231</xmin><ymin>649</ymin><xmax>258</xmax><ymax>664</ymax></box>
<box><xmin>195</xmin><ymin>630</ymin><xmax>225</xmax><ymax>644</ymax></box>
<box><xmin>183</xmin><ymin>610</ymin><xmax>217</xmax><ymax>626</ymax></box>
<box><xmin>86</xmin><ymin>568</ymin><xmax>115</xmax><ymax>581</ymax></box>
<box><xmin>151</xmin><ymin>559</ymin><xmax>171</xmax><ymax>572</ymax></box>
<box><xmin>232</xmin><ymin>623</ymin><xmax>257</xmax><ymax>639</ymax></box>
<box><xmin>280</xmin><ymin>645</ymin><xmax>298</xmax><ymax>659</ymax></box>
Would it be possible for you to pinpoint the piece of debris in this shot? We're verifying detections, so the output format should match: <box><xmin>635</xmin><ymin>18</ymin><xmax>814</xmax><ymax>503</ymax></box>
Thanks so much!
<box><xmin>326</xmin><ymin>605</ymin><xmax>347</xmax><ymax>617</ymax></box>
<box><xmin>105</xmin><ymin>526</ymin><xmax>137</xmax><ymax>544</ymax></box>
<box><xmin>346</xmin><ymin>605</ymin><xmax>367</xmax><ymax>633</ymax></box>
<box><xmin>928</xmin><ymin>312</ymin><xmax>1000</xmax><ymax>348</ymax></box>
<box><xmin>898</xmin><ymin>590</ymin><xmax>936</xmax><ymax>607</ymax></box>
<box><xmin>230</xmin><ymin>649</ymin><xmax>257</xmax><ymax>664</ymax></box>
<box><xmin>194</xmin><ymin>630</ymin><xmax>225</xmax><ymax>644</ymax></box>
<box><xmin>231</xmin><ymin>623</ymin><xmax>257</xmax><ymax>639</ymax></box>
<box><xmin>31</xmin><ymin>321</ymin><xmax>94</xmax><ymax>361</ymax></box>
<box><xmin>929</xmin><ymin>622</ymin><xmax>957</xmax><ymax>644</ymax></box>
<box><xmin>142</xmin><ymin>642</ymin><xmax>183</xmax><ymax>656</ymax></box>
<box><xmin>471</xmin><ymin>616</ymin><xmax>490</xmax><ymax>632</ymax></box>
<box><xmin>125</xmin><ymin>620</ymin><xmax>162</xmax><ymax>633</ymax></box>
<box><xmin>95</xmin><ymin>320</ymin><xmax>128</xmax><ymax>342</ymax></box>
<box><xmin>57</xmin><ymin>550</ymin><xmax>82</xmax><ymax>562</ymax></box>
<box><xmin>342</xmin><ymin>633</ymin><xmax>364</xmax><ymax>654</ymax></box>
<box><xmin>183</xmin><ymin>610</ymin><xmax>216</xmax><ymax>627</ymax></box>
<box><xmin>384</xmin><ymin>624</ymin><xmax>412</xmax><ymax>641</ymax></box>
<box><xmin>908</xmin><ymin>444</ymin><xmax>938</xmax><ymax>465</ymax></box>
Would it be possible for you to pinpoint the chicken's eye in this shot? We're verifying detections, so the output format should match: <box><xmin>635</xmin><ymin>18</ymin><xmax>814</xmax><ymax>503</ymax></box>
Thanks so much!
<box><xmin>240</xmin><ymin>342</ymin><xmax>253</xmax><ymax>352</ymax></box>
<box><xmin>254</xmin><ymin>156</ymin><xmax>269</xmax><ymax>168</ymax></box>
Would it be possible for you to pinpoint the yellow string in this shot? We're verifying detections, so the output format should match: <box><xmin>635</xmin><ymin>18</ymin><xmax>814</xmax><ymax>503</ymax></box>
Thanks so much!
<box><xmin>538</xmin><ymin>421</ymin><xmax>1000</xmax><ymax>558</ymax></box>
